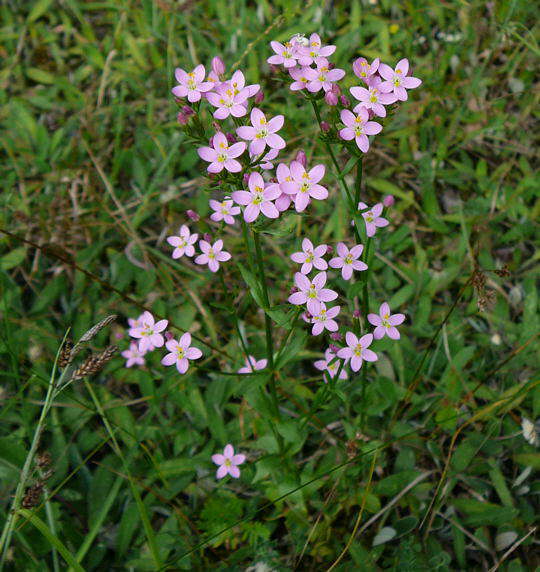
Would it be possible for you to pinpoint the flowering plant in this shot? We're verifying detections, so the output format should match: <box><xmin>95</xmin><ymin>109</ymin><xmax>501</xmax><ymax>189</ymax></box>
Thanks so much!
<box><xmin>121</xmin><ymin>34</ymin><xmax>421</xmax><ymax>481</ymax></box>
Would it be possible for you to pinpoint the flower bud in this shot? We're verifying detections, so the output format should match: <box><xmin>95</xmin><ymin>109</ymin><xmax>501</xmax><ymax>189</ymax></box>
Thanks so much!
<box><xmin>165</xmin><ymin>331</ymin><xmax>174</xmax><ymax>341</ymax></box>
<box><xmin>211</xmin><ymin>121</ymin><xmax>221</xmax><ymax>133</ymax></box>
<box><xmin>325</xmin><ymin>90</ymin><xmax>338</xmax><ymax>106</ymax></box>
<box><xmin>289</xmin><ymin>286</ymin><xmax>299</xmax><ymax>294</ymax></box>
<box><xmin>329</xmin><ymin>343</ymin><xmax>339</xmax><ymax>353</ymax></box>
<box><xmin>182</xmin><ymin>105</ymin><xmax>194</xmax><ymax>116</ymax></box>
<box><xmin>330</xmin><ymin>332</ymin><xmax>342</xmax><ymax>341</ymax></box>
<box><xmin>340</xmin><ymin>95</ymin><xmax>350</xmax><ymax>107</ymax></box>
<box><xmin>295</xmin><ymin>150</ymin><xmax>307</xmax><ymax>167</ymax></box>
<box><xmin>383</xmin><ymin>194</ymin><xmax>395</xmax><ymax>207</ymax></box>
<box><xmin>326</xmin><ymin>245</ymin><xmax>333</xmax><ymax>254</ymax></box>
<box><xmin>254</xmin><ymin>89</ymin><xmax>264</xmax><ymax>104</ymax></box>
<box><xmin>211</xmin><ymin>56</ymin><xmax>225</xmax><ymax>76</ymax></box>
<box><xmin>353</xmin><ymin>309</ymin><xmax>361</xmax><ymax>318</ymax></box>
<box><xmin>186</xmin><ymin>209</ymin><xmax>200</xmax><ymax>222</ymax></box>
<box><xmin>242</xmin><ymin>173</ymin><xmax>250</xmax><ymax>186</ymax></box>
<box><xmin>320</xmin><ymin>121</ymin><xmax>331</xmax><ymax>133</ymax></box>
<box><xmin>203</xmin><ymin>233</ymin><xmax>212</xmax><ymax>242</ymax></box>
<box><xmin>225</xmin><ymin>132</ymin><xmax>237</xmax><ymax>145</ymax></box>
<box><xmin>177</xmin><ymin>111</ymin><xmax>190</xmax><ymax>125</ymax></box>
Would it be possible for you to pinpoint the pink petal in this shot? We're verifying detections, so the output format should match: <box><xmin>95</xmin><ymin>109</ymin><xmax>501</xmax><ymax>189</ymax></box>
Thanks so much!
<box><xmin>232</xmin><ymin>190</ymin><xmax>252</xmax><ymax>206</ymax></box>
<box><xmin>362</xmin><ymin>349</ymin><xmax>378</xmax><ymax>362</ymax></box>
<box><xmin>402</xmin><ymin>76</ymin><xmax>421</xmax><ymax>89</ymax></box>
<box><xmin>387</xmin><ymin>327</ymin><xmax>400</xmax><ymax>340</ymax></box>
<box><xmin>186</xmin><ymin>347</ymin><xmax>203</xmax><ymax>359</ymax></box>
<box><xmin>260</xmin><ymin>201</ymin><xmax>279</xmax><ymax>219</ymax></box>
<box><xmin>389</xmin><ymin>313</ymin><xmax>405</xmax><ymax>326</ymax></box>
<box><xmin>266</xmin><ymin>133</ymin><xmax>286</xmax><ymax>149</ymax></box>
<box><xmin>236</xmin><ymin>126</ymin><xmax>256</xmax><ymax>140</ymax></box>
<box><xmin>345</xmin><ymin>331</ymin><xmax>358</xmax><ymax>347</ymax></box>
<box><xmin>224</xmin><ymin>159</ymin><xmax>242</xmax><ymax>172</ymax></box>
<box><xmin>227</xmin><ymin>142</ymin><xmax>246</xmax><ymax>158</ymax></box>
<box><xmin>267</xmin><ymin>115</ymin><xmax>284</xmax><ymax>132</ymax></box>
<box><xmin>396</xmin><ymin>58</ymin><xmax>409</xmax><ymax>75</ymax></box>
<box><xmin>216</xmin><ymin>465</ymin><xmax>228</xmax><ymax>479</ymax></box>
<box><xmin>161</xmin><ymin>353</ymin><xmax>176</xmax><ymax>366</ymax></box>
<box><xmin>339</xmin><ymin>127</ymin><xmax>355</xmax><ymax>141</ymax></box>
<box><xmin>176</xmin><ymin>358</ymin><xmax>189</xmax><ymax>373</ymax></box>
<box><xmin>224</xmin><ymin>444</ymin><xmax>234</xmax><ymax>458</ymax></box>
<box><xmin>288</xmin><ymin>292</ymin><xmax>307</xmax><ymax>305</ymax></box>
<box><xmin>232</xmin><ymin>454</ymin><xmax>246</xmax><ymax>465</ymax></box>
<box><xmin>228</xmin><ymin>465</ymin><xmax>240</xmax><ymax>478</ymax></box>
<box><xmin>244</xmin><ymin>203</ymin><xmax>260</xmax><ymax>222</ymax></box>
<box><xmin>378</xmin><ymin>63</ymin><xmax>394</xmax><ymax>80</ymax></box>
<box><xmin>212</xmin><ymin>454</ymin><xmax>225</xmax><ymax>465</ymax></box>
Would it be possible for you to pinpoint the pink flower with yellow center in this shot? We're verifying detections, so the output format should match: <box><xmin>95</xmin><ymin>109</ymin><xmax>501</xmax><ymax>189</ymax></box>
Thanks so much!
<box><xmin>378</xmin><ymin>58</ymin><xmax>422</xmax><ymax>101</ymax></box>
<box><xmin>350</xmin><ymin>77</ymin><xmax>397</xmax><ymax>118</ymax></box>
<box><xmin>212</xmin><ymin>444</ymin><xmax>246</xmax><ymax>479</ymax></box>
<box><xmin>368</xmin><ymin>302</ymin><xmax>405</xmax><ymax>340</ymax></box>
<box><xmin>339</xmin><ymin>108</ymin><xmax>382</xmax><ymax>153</ymax></box>
<box><xmin>337</xmin><ymin>332</ymin><xmax>378</xmax><ymax>372</ymax></box>
<box><xmin>194</xmin><ymin>239</ymin><xmax>231</xmax><ymax>273</ymax></box>
<box><xmin>197</xmin><ymin>132</ymin><xmax>246</xmax><ymax>173</ymax></box>
<box><xmin>236</xmin><ymin>108</ymin><xmax>286</xmax><ymax>156</ymax></box>
<box><xmin>128</xmin><ymin>311</ymin><xmax>168</xmax><ymax>353</ymax></box>
<box><xmin>171</xmin><ymin>64</ymin><xmax>213</xmax><ymax>102</ymax></box>
<box><xmin>161</xmin><ymin>333</ymin><xmax>202</xmax><ymax>374</ymax></box>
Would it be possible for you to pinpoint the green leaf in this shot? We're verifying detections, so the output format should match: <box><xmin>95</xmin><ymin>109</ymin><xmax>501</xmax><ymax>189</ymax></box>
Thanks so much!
<box><xmin>27</xmin><ymin>0</ymin><xmax>54</xmax><ymax>22</ymax></box>
<box><xmin>452</xmin><ymin>499</ymin><xmax>518</xmax><ymax>527</ymax></box>
<box><xmin>0</xmin><ymin>247</ymin><xmax>26</xmax><ymax>270</ymax></box>
<box><xmin>236</xmin><ymin>262</ymin><xmax>265</xmax><ymax>308</ymax></box>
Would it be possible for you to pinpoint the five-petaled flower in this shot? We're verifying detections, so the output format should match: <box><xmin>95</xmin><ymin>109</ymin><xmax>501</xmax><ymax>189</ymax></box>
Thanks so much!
<box><xmin>267</xmin><ymin>41</ymin><xmax>299</xmax><ymax>68</ymax></box>
<box><xmin>161</xmin><ymin>333</ymin><xmax>202</xmax><ymax>373</ymax></box>
<box><xmin>280</xmin><ymin>160</ymin><xmax>328</xmax><ymax>213</ymax></box>
<box><xmin>121</xmin><ymin>342</ymin><xmax>146</xmax><ymax>368</ymax></box>
<box><xmin>290</xmin><ymin>238</ymin><xmax>328</xmax><ymax>275</ymax></box>
<box><xmin>288</xmin><ymin>271</ymin><xmax>338</xmax><ymax>315</ymax></box>
<box><xmin>337</xmin><ymin>332</ymin><xmax>378</xmax><ymax>372</ymax></box>
<box><xmin>236</xmin><ymin>108</ymin><xmax>286</xmax><ymax>156</ymax></box>
<box><xmin>368</xmin><ymin>302</ymin><xmax>405</xmax><ymax>340</ymax></box>
<box><xmin>232</xmin><ymin>172</ymin><xmax>280</xmax><ymax>223</ymax></box>
<box><xmin>209</xmin><ymin>199</ymin><xmax>240</xmax><ymax>225</ymax></box>
<box><xmin>289</xmin><ymin>66</ymin><xmax>318</xmax><ymax>91</ymax></box>
<box><xmin>206</xmin><ymin>84</ymin><xmax>250</xmax><ymax>119</ymax></box>
<box><xmin>314</xmin><ymin>347</ymin><xmax>348</xmax><ymax>382</ymax></box>
<box><xmin>357</xmin><ymin>201</ymin><xmax>389</xmax><ymax>237</ymax></box>
<box><xmin>329</xmin><ymin>242</ymin><xmax>368</xmax><ymax>280</ymax></box>
<box><xmin>172</xmin><ymin>64</ymin><xmax>213</xmax><ymax>102</ymax></box>
<box><xmin>311</xmin><ymin>304</ymin><xmax>340</xmax><ymax>335</ymax></box>
<box><xmin>378</xmin><ymin>58</ymin><xmax>422</xmax><ymax>101</ymax></box>
<box><xmin>237</xmin><ymin>355</ymin><xmax>268</xmax><ymax>373</ymax></box>
<box><xmin>307</xmin><ymin>58</ymin><xmax>345</xmax><ymax>93</ymax></box>
<box><xmin>350</xmin><ymin>77</ymin><xmax>397</xmax><ymax>117</ymax></box>
<box><xmin>197</xmin><ymin>132</ymin><xmax>246</xmax><ymax>173</ymax></box>
<box><xmin>128</xmin><ymin>311</ymin><xmax>168</xmax><ymax>353</ymax></box>
<box><xmin>167</xmin><ymin>224</ymin><xmax>198</xmax><ymax>258</ymax></box>
<box><xmin>339</xmin><ymin>108</ymin><xmax>382</xmax><ymax>153</ymax></box>
<box><xmin>352</xmin><ymin>57</ymin><xmax>380</xmax><ymax>83</ymax></box>
<box><xmin>195</xmin><ymin>239</ymin><xmax>232</xmax><ymax>272</ymax></box>
<box><xmin>296</xmin><ymin>33</ymin><xmax>336</xmax><ymax>66</ymax></box>
<box><xmin>212</xmin><ymin>444</ymin><xmax>246</xmax><ymax>479</ymax></box>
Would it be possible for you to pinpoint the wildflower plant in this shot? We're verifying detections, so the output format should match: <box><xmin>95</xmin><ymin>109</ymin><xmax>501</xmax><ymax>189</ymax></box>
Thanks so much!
<box><xmin>116</xmin><ymin>34</ymin><xmax>423</xmax><ymax>485</ymax></box>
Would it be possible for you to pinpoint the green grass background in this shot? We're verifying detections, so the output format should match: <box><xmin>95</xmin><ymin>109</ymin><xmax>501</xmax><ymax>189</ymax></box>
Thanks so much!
<box><xmin>0</xmin><ymin>0</ymin><xmax>538</xmax><ymax>570</ymax></box>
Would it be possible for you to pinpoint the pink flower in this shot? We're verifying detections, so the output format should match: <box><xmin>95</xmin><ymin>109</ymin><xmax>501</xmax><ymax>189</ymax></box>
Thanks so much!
<box><xmin>297</xmin><ymin>33</ymin><xmax>336</xmax><ymax>66</ymax></box>
<box><xmin>337</xmin><ymin>332</ymin><xmax>378</xmax><ymax>372</ymax></box>
<box><xmin>226</xmin><ymin>70</ymin><xmax>260</xmax><ymax>100</ymax></box>
<box><xmin>161</xmin><ymin>333</ymin><xmax>202</xmax><ymax>374</ymax></box>
<box><xmin>290</xmin><ymin>238</ymin><xmax>328</xmax><ymax>274</ymax></box>
<box><xmin>383</xmin><ymin>194</ymin><xmax>395</xmax><ymax>207</ymax></box>
<box><xmin>288</xmin><ymin>271</ymin><xmax>338</xmax><ymax>315</ymax></box>
<box><xmin>352</xmin><ymin>57</ymin><xmax>380</xmax><ymax>83</ymax></box>
<box><xmin>166</xmin><ymin>224</ymin><xmax>198</xmax><ymax>258</ymax></box>
<box><xmin>339</xmin><ymin>108</ymin><xmax>382</xmax><ymax>153</ymax></box>
<box><xmin>314</xmin><ymin>348</ymin><xmax>348</xmax><ymax>382</ymax></box>
<box><xmin>194</xmin><ymin>239</ymin><xmax>231</xmax><ymax>272</ymax></box>
<box><xmin>289</xmin><ymin>66</ymin><xmax>318</xmax><ymax>91</ymax></box>
<box><xmin>250</xmin><ymin>148</ymin><xmax>279</xmax><ymax>170</ymax></box>
<box><xmin>274</xmin><ymin>162</ymin><xmax>294</xmax><ymax>212</ymax></box>
<box><xmin>368</xmin><ymin>302</ymin><xmax>405</xmax><ymax>340</ymax></box>
<box><xmin>281</xmin><ymin>161</ymin><xmax>328</xmax><ymax>213</ymax></box>
<box><xmin>197</xmin><ymin>132</ymin><xmax>246</xmax><ymax>173</ymax></box>
<box><xmin>206</xmin><ymin>84</ymin><xmax>250</xmax><ymax>119</ymax></box>
<box><xmin>237</xmin><ymin>355</ymin><xmax>268</xmax><ymax>373</ymax></box>
<box><xmin>329</xmin><ymin>243</ymin><xmax>368</xmax><ymax>280</ymax></box>
<box><xmin>211</xmin><ymin>56</ymin><xmax>225</xmax><ymax>76</ymax></box>
<box><xmin>172</xmin><ymin>64</ymin><xmax>213</xmax><ymax>102</ymax></box>
<box><xmin>378</xmin><ymin>58</ymin><xmax>422</xmax><ymax>101</ymax></box>
<box><xmin>267</xmin><ymin>41</ymin><xmax>299</xmax><ymax>68</ymax></box>
<box><xmin>231</xmin><ymin>172</ymin><xmax>280</xmax><ymax>223</ymax></box>
<box><xmin>128</xmin><ymin>311</ymin><xmax>168</xmax><ymax>353</ymax></box>
<box><xmin>307</xmin><ymin>58</ymin><xmax>345</xmax><ymax>93</ymax></box>
<box><xmin>357</xmin><ymin>202</ymin><xmax>389</xmax><ymax>237</ymax></box>
<box><xmin>209</xmin><ymin>199</ymin><xmax>240</xmax><ymax>225</ymax></box>
<box><xmin>236</xmin><ymin>108</ymin><xmax>285</xmax><ymax>156</ymax></box>
<box><xmin>121</xmin><ymin>342</ymin><xmax>146</xmax><ymax>368</ymax></box>
<box><xmin>350</xmin><ymin>77</ymin><xmax>397</xmax><ymax>118</ymax></box>
<box><xmin>311</xmin><ymin>304</ymin><xmax>340</xmax><ymax>335</ymax></box>
<box><xmin>211</xmin><ymin>444</ymin><xmax>246</xmax><ymax>479</ymax></box>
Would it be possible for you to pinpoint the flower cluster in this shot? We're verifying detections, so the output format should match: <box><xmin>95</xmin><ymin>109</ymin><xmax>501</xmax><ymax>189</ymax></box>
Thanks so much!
<box><xmin>120</xmin><ymin>33</ymin><xmax>423</xmax><ymax>476</ymax></box>
<box><xmin>123</xmin><ymin>311</ymin><xmax>203</xmax><ymax>374</ymax></box>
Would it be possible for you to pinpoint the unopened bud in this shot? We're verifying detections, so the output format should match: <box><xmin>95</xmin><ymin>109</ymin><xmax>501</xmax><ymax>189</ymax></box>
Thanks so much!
<box><xmin>326</xmin><ymin>245</ymin><xmax>333</xmax><ymax>254</ymax></box>
<box><xmin>325</xmin><ymin>90</ymin><xmax>338</xmax><ymax>106</ymax></box>
<box><xmin>353</xmin><ymin>310</ymin><xmax>361</xmax><ymax>318</ymax></box>
<box><xmin>165</xmin><ymin>331</ymin><xmax>174</xmax><ymax>341</ymax></box>
<box><xmin>330</xmin><ymin>332</ymin><xmax>342</xmax><ymax>341</ymax></box>
<box><xmin>203</xmin><ymin>233</ymin><xmax>212</xmax><ymax>242</ymax></box>
<box><xmin>329</xmin><ymin>343</ymin><xmax>339</xmax><ymax>353</ymax></box>
<box><xmin>242</xmin><ymin>173</ymin><xmax>250</xmax><ymax>185</ymax></box>
<box><xmin>295</xmin><ymin>150</ymin><xmax>307</xmax><ymax>167</ymax></box>
<box><xmin>320</xmin><ymin>121</ymin><xmax>331</xmax><ymax>133</ymax></box>
<box><xmin>211</xmin><ymin>122</ymin><xmax>221</xmax><ymax>133</ymax></box>
<box><xmin>290</xmin><ymin>286</ymin><xmax>299</xmax><ymax>294</ymax></box>
<box><xmin>211</xmin><ymin>56</ymin><xmax>225</xmax><ymax>76</ymax></box>
<box><xmin>383</xmin><ymin>194</ymin><xmax>395</xmax><ymax>207</ymax></box>
<box><xmin>177</xmin><ymin>111</ymin><xmax>190</xmax><ymax>125</ymax></box>
<box><xmin>340</xmin><ymin>95</ymin><xmax>350</xmax><ymax>107</ymax></box>
<box><xmin>254</xmin><ymin>89</ymin><xmax>264</xmax><ymax>104</ymax></box>
<box><xmin>186</xmin><ymin>209</ymin><xmax>200</xmax><ymax>221</ymax></box>
<box><xmin>225</xmin><ymin>132</ymin><xmax>237</xmax><ymax>145</ymax></box>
